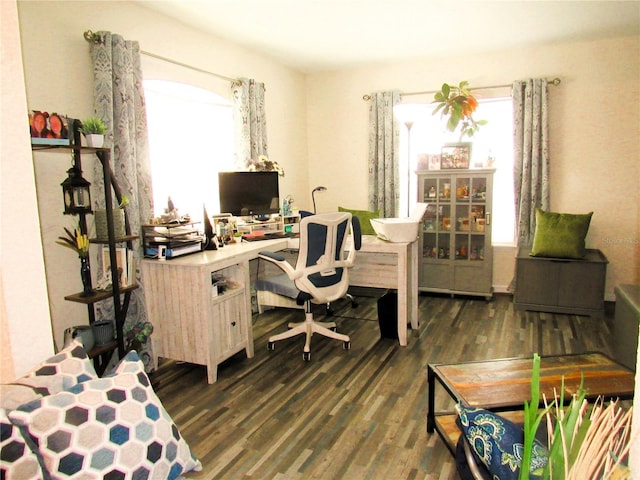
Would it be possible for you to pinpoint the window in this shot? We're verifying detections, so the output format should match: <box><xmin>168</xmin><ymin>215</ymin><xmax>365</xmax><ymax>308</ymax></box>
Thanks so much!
<box><xmin>143</xmin><ymin>80</ymin><xmax>234</xmax><ymax>223</ymax></box>
<box><xmin>400</xmin><ymin>97</ymin><xmax>514</xmax><ymax>245</ymax></box>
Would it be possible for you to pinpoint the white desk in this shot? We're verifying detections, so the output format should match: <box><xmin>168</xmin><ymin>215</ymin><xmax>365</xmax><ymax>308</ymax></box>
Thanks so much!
<box><xmin>141</xmin><ymin>235</ymin><xmax>418</xmax><ymax>383</ymax></box>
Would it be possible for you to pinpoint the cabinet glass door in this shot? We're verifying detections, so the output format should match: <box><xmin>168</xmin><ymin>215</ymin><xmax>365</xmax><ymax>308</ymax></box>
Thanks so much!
<box><xmin>453</xmin><ymin>175</ymin><xmax>488</xmax><ymax>262</ymax></box>
<box><xmin>421</xmin><ymin>176</ymin><xmax>451</xmax><ymax>260</ymax></box>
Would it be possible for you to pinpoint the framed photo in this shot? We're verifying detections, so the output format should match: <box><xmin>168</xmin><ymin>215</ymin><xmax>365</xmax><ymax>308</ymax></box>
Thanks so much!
<box><xmin>102</xmin><ymin>246</ymin><xmax>128</xmax><ymax>286</ymax></box>
<box><xmin>29</xmin><ymin>110</ymin><xmax>71</xmax><ymax>146</ymax></box>
<box><xmin>440</xmin><ymin>143</ymin><xmax>471</xmax><ymax>169</ymax></box>
<box><xmin>416</xmin><ymin>153</ymin><xmax>441</xmax><ymax>171</ymax></box>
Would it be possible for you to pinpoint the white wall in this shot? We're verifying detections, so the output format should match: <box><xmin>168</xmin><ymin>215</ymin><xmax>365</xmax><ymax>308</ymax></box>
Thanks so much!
<box><xmin>306</xmin><ymin>35</ymin><xmax>640</xmax><ymax>295</ymax></box>
<box><xmin>17</xmin><ymin>0</ymin><xmax>308</xmax><ymax>351</ymax></box>
<box><xmin>1</xmin><ymin>0</ymin><xmax>54</xmax><ymax>380</ymax></box>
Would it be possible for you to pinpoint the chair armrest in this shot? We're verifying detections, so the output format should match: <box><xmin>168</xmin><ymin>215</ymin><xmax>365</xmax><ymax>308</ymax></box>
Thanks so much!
<box><xmin>258</xmin><ymin>251</ymin><xmax>297</xmax><ymax>278</ymax></box>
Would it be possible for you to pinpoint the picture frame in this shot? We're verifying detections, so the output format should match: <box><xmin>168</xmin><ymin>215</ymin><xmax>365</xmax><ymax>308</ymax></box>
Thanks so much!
<box><xmin>29</xmin><ymin>110</ymin><xmax>72</xmax><ymax>146</ymax></box>
<box><xmin>416</xmin><ymin>153</ymin><xmax>441</xmax><ymax>171</ymax></box>
<box><xmin>102</xmin><ymin>246</ymin><xmax>128</xmax><ymax>286</ymax></box>
<box><xmin>440</xmin><ymin>143</ymin><xmax>471</xmax><ymax>169</ymax></box>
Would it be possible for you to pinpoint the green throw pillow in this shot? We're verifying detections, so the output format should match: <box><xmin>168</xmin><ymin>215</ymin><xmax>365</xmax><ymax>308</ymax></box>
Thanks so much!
<box><xmin>530</xmin><ymin>209</ymin><xmax>593</xmax><ymax>259</ymax></box>
<box><xmin>338</xmin><ymin>206</ymin><xmax>380</xmax><ymax>236</ymax></box>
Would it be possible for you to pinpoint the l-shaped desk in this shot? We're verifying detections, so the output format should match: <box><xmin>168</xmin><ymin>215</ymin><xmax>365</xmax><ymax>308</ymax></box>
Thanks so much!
<box><xmin>141</xmin><ymin>235</ymin><xmax>418</xmax><ymax>383</ymax></box>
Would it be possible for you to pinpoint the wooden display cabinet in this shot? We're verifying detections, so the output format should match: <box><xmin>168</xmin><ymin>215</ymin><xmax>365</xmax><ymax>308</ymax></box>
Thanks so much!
<box><xmin>417</xmin><ymin>169</ymin><xmax>494</xmax><ymax>299</ymax></box>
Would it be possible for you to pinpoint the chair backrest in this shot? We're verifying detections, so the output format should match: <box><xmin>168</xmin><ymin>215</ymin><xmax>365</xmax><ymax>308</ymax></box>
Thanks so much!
<box><xmin>293</xmin><ymin>212</ymin><xmax>361</xmax><ymax>304</ymax></box>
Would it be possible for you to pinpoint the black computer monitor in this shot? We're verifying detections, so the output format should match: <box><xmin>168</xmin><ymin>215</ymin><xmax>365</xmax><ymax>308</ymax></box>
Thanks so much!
<box><xmin>218</xmin><ymin>171</ymin><xmax>280</xmax><ymax>217</ymax></box>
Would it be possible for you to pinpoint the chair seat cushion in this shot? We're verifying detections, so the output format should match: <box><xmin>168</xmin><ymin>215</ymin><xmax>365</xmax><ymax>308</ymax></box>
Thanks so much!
<box><xmin>255</xmin><ymin>274</ymin><xmax>298</xmax><ymax>299</ymax></box>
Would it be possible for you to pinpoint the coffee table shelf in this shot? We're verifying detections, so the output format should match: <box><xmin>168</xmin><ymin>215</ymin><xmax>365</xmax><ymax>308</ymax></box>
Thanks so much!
<box><xmin>427</xmin><ymin>352</ymin><xmax>635</xmax><ymax>455</ymax></box>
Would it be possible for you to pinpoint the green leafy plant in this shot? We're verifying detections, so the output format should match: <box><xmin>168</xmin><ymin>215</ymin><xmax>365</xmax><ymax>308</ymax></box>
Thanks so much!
<box><xmin>124</xmin><ymin>321</ymin><xmax>154</xmax><ymax>352</ymax></box>
<box><xmin>79</xmin><ymin>116</ymin><xmax>106</xmax><ymax>135</ymax></box>
<box><xmin>432</xmin><ymin>81</ymin><xmax>487</xmax><ymax>139</ymax></box>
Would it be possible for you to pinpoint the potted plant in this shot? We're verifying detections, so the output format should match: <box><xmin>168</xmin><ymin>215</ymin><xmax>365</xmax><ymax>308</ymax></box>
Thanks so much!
<box><xmin>520</xmin><ymin>354</ymin><xmax>633</xmax><ymax>479</ymax></box>
<box><xmin>79</xmin><ymin>116</ymin><xmax>106</xmax><ymax>147</ymax></box>
<box><xmin>432</xmin><ymin>81</ymin><xmax>487</xmax><ymax>140</ymax></box>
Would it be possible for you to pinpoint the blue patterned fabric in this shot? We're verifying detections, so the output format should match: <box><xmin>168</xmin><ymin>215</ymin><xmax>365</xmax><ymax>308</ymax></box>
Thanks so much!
<box><xmin>456</xmin><ymin>404</ymin><xmax>548</xmax><ymax>480</ymax></box>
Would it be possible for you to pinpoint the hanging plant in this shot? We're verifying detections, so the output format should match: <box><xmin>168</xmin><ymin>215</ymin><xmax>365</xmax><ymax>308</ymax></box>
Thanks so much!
<box><xmin>432</xmin><ymin>81</ymin><xmax>487</xmax><ymax>139</ymax></box>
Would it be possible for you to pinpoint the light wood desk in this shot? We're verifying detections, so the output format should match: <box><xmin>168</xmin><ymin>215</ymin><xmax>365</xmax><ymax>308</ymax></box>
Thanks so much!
<box><xmin>142</xmin><ymin>235</ymin><xmax>418</xmax><ymax>383</ymax></box>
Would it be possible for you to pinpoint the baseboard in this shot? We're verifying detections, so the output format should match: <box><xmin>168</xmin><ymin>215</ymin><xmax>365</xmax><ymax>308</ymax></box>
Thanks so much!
<box><xmin>492</xmin><ymin>284</ymin><xmax>512</xmax><ymax>294</ymax></box>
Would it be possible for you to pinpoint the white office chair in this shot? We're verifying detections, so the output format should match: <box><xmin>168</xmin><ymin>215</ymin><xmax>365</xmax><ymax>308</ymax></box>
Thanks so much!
<box><xmin>258</xmin><ymin>212</ymin><xmax>362</xmax><ymax>360</ymax></box>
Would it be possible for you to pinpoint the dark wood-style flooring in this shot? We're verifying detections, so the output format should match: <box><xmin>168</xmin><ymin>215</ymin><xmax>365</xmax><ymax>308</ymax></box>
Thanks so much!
<box><xmin>151</xmin><ymin>293</ymin><xmax>615</xmax><ymax>479</ymax></box>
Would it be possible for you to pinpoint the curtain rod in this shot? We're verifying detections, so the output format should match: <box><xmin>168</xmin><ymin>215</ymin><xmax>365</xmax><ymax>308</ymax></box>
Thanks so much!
<box><xmin>362</xmin><ymin>77</ymin><xmax>561</xmax><ymax>101</ymax></box>
<box><xmin>83</xmin><ymin>30</ymin><xmax>239</xmax><ymax>84</ymax></box>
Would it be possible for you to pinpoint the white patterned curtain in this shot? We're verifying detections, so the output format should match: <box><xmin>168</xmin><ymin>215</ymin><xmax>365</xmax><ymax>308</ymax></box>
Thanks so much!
<box><xmin>368</xmin><ymin>90</ymin><xmax>401</xmax><ymax>217</ymax></box>
<box><xmin>232</xmin><ymin>78</ymin><xmax>268</xmax><ymax>168</ymax></box>
<box><xmin>89</xmin><ymin>31</ymin><xmax>154</xmax><ymax>371</ymax></box>
<box><xmin>512</xmin><ymin>79</ymin><xmax>550</xmax><ymax>247</ymax></box>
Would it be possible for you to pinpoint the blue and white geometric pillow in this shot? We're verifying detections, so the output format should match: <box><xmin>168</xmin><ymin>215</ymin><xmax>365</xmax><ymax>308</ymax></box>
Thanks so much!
<box><xmin>8</xmin><ymin>351</ymin><xmax>202</xmax><ymax>480</ymax></box>
<box><xmin>22</xmin><ymin>337</ymin><xmax>98</xmax><ymax>390</ymax></box>
<box><xmin>0</xmin><ymin>407</ymin><xmax>43</xmax><ymax>480</ymax></box>
<box><xmin>456</xmin><ymin>404</ymin><xmax>548</xmax><ymax>480</ymax></box>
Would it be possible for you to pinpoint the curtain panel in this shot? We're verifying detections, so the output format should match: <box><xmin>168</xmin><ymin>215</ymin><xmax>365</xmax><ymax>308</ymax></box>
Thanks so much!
<box><xmin>368</xmin><ymin>90</ymin><xmax>401</xmax><ymax>218</ymax></box>
<box><xmin>90</xmin><ymin>31</ymin><xmax>154</xmax><ymax>371</ymax></box>
<box><xmin>512</xmin><ymin>78</ymin><xmax>550</xmax><ymax>247</ymax></box>
<box><xmin>232</xmin><ymin>78</ymin><xmax>268</xmax><ymax>169</ymax></box>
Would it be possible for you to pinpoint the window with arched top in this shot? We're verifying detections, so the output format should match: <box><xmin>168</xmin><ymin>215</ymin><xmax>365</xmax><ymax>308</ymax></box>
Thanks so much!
<box><xmin>143</xmin><ymin>79</ymin><xmax>234</xmax><ymax>222</ymax></box>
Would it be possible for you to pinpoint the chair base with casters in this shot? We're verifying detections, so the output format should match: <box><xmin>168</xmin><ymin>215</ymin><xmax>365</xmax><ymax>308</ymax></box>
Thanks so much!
<box><xmin>267</xmin><ymin>296</ymin><xmax>351</xmax><ymax>361</ymax></box>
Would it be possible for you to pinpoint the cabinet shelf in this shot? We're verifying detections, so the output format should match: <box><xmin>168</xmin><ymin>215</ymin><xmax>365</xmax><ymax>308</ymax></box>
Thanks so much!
<box><xmin>64</xmin><ymin>283</ymin><xmax>138</xmax><ymax>304</ymax></box>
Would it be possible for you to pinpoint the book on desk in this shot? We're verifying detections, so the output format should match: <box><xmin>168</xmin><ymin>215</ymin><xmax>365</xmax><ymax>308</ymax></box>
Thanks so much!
<box><xmin>144</xmin><ymin>238</ymin><xmax>203</xmax><ymax>259</ymax></box>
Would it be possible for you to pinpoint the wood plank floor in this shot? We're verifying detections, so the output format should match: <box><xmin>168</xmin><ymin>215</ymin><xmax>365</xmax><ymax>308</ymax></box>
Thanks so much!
<box><xmin>151</xmin><ymin>293</ymin><xmax>615</xmax><ymax>479</ymax></box>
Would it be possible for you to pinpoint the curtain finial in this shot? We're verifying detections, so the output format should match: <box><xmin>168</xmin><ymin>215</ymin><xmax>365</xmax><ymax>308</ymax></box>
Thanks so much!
<box><xmin>83</xmin><ymin>30</ymin><xmax>103</xmax><ymax>45</ymax></box>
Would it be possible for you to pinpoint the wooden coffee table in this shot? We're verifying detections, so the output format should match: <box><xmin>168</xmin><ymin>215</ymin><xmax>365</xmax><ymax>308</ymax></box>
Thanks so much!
<box><xmin>427</xmin><ymin>352</ymin><xmax>635</xmax><ymax>454</ymax></box>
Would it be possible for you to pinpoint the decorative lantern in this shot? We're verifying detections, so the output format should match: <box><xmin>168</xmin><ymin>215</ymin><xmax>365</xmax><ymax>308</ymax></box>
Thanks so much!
<box><xmin>61</xmin><ymin>167</ymin><xmax>92</xmax><ymax>215</ymax></box>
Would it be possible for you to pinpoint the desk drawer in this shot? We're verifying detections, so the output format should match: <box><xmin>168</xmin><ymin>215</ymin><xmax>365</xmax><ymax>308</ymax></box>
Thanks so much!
<box><xmin>350</xmin><ymin>253</ymin><xmax>397</xmax><ymax>288</ymax></box>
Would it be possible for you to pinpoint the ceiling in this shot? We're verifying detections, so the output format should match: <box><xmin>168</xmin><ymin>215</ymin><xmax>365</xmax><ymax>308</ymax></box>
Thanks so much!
<box><xmin>137</xmin><ymin>0</ymin><xmax>640</xmax><ymax>73</ymax></box>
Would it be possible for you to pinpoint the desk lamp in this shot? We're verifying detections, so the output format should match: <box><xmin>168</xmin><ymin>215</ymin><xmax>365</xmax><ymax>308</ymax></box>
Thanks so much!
<box><xmin>311</xmin><ymin>186</ymin><xmax>327</xmax><ymax>214</ymax></box>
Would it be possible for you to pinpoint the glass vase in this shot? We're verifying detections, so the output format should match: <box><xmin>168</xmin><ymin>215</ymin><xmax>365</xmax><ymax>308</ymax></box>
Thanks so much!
<box><xmin>80</xmin><ymin>256</ymin><xmax>92</xmax><ymax>296</ymax></box>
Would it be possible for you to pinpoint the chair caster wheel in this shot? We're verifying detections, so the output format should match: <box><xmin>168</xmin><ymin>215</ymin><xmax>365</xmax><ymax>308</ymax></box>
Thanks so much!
<box><xmin>267</xmin><ymin>342</ymin><xmax>275</xmax><ymax>351</ymax></box>
<box><xmin>303</xmin><ymin>352</ymin><xmax>311</xmax><ymax>361</ymax></box>
<box><xmin>343</xmin><ymin>341</ymin><xmax>351</xmax><ymax>350</ymax></box>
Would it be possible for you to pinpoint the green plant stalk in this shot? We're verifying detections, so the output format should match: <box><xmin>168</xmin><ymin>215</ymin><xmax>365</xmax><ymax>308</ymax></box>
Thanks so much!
<box><xmin>521</xmin><ymin>353</ymin><xmax>551</xmax><ymax>480</ymax></box>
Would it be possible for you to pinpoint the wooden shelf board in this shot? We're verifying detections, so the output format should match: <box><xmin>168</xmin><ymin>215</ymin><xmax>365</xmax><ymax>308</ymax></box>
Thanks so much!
<box><xmin>90</xmin><ymin>235</ymin><xmax>139</xmax><ymax>244</ymax></box>
<box><xmin>87</xmin><ymin>340</ymin><xmax>117</xmax><ymax>359</ymax></box>
<box><xmin>65</xmin><ymin>283</ymin><xmax>138</xmax><ymax>304</ymax></box>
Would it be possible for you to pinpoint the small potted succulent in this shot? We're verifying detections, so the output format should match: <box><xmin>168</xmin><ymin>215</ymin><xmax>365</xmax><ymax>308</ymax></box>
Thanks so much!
<box><xmin>79</xmin><ymin>116</ymin><xmax>106</xmax><ymax>147</ymax></box>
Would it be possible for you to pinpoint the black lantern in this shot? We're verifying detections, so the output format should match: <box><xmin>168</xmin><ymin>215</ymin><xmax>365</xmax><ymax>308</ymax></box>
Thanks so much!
<box><xmin>61</xmin><ymin>167</ymin><xmax>92</xmax><ymax>215</ymax></box>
